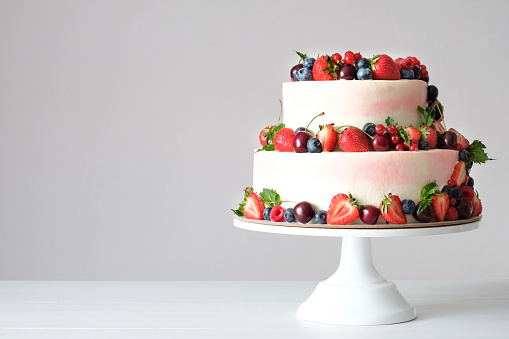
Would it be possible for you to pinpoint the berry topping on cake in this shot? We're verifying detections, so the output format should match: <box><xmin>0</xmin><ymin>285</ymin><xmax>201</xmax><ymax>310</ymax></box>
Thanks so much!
<box><xmin>400</xmin><ymin>68</ymin><xmax>415</xmax><ymax>79</ymax></box>
<box><xmin>360</xmin><ymin>205</ymin><xmax>380</xmax><ymax>225</ymax></box>
<box><xmin>263</xmin><ymin>207</ymin><xmax>272</xmax><ymax>221</ymax></box>
<box><xmin>419</xmin><ymin>125</ymin><xmax>438</xmax><ymax>149</ymax></box>
<box><xmin>448</xmin><ymin>128</ymin><xmax>470</xmax><ymax>151</ymax></box>
<box><xmin>295</xmin><ymin>67</ymin><xmax>313</xmax><ymax>81</ymax></box>
<box><xmin>273</xmin><ymin>128</ymin><xmax>295</xmax><ymax>152</ymax></box>
<box><xmin>370</xmin><ymin>54</ymin><xmax>401</xmax><ymax>80</ymax></box>
<box><xmin>438</xmin><ymin>131</ymin><xmax>458</xmax><ymax>149</ymax></box>
<box><xmin>303</xmin><ymin>57</ymin><xmax>315</xmax><ymax>70</ymax></box>
<box><xmin>456</xmin><ymin>197</ymin><xmax>473</xmax><ymax>219</ymax></box>
<box><xmin>317</xmin><ymin>124</ymin><xmax>338</xmax><ymax>152</ymax></box>
<box><xmin>403</xmin><ymin>127</ymin><xmax>422</xmax><ymax>146</ymax></box>
<box><xmin>362</xmin><ymin>123</ymin><xmax>377</xmax><ymax>137</ymax></box>
<box><xmin>401</xmin><ymin>199</ymin><xmax>416</xmax><ymax>214</ymax></box>
<box><xmin>331</xmin><ymin>53</ymin><xmax>342</xmax><ymax>64</ymax></box>
<box><xmin>418</xmin><ymin>139</ymin><xmax>431</xmax><ymax>151</ymax></box>
<box><xmin>284</xmin><ymin>208</ymin><xmax>296</xmax><ymax>223</ymax></box>
<box><xmin>413</xmin><ymin>201</ymin><xmax>435</xmax><ymax>223</ymax></box>
<box><xmin>270</xmin><ymin>205</ymin><xmax>285</xmax><ymax>222</ymax></box>
<box><xmin>471</xmin><ymin>192</ymin><xmax>482</xmax><ymax>217</ymax></box>
<box><xmin>431</xmin><ymin>193</ymin><xmax>450</xmax><ymax>222</ymax></box>
<box><xmin>344</xmin><ymin>51</ymin><xmax>355</xmax><ymax>65</ymax></box>
<box><xmin>293</xmin><ymin>131</ymin><xmax>312</xmax><ymax>153</ymax></box>
<box><xmin>315</xmin><ymin>210</ymin><xmax>328</xmax><ymax>224</ymax></box>
<box><xmin>427</xmin><ymin>85</ymin><xmax>439</xmax><ymax>102</ymax></box>
<box><xmin>327</xmin><ymin>193</ymin><xmax>361</xmax><ymax>225</ymax></box>
<box><xmin>259</xmin><ymin>126</ymin><xmax>274</xmax><ymax>146</ymax></box>
<box><xmin>356</xmin><ymin>57</ymin><xmax>371</xmax><ymax>69</ymax></box>
<box><xmin>445</xmin><ymin>206</ymin><xmax>459</xmax><ymax>221</ymax></box>
<box><xmin>339</xmin><ymin>64</ymin><xmax>356</xmax><ymax>80</ymax></box>
<box><xmin>380</xmin><ymin>194</ymin><xmax>407</xmax><ymax>224</ymax></box>
<box><xmin>294</xmin><ymin>201</ymin><xmax>315</xmax><ymax>224</ymax></box>
<box><xmin>357</xmin><ymin>67</ymin><xmax>373</xmax><ymax>80</ymax></box>
<box><xmin>243</xmin><ymin>192</ymin><xmax>265</xmax><ymax>220</ymax></box>
<box><xmin>312</xmin><ymin>55</ymin><xmax>339</xmax><ymax>81</ymax></box>
<box><xmin>337</xmin><ymin>127</ymin><xmax>370</xmax><ymax>152</ymax></box>
<box><xmin>451</xmin><ymin>161</ymin><xmax>468</xmax><ymax>187</ymax></box>
<box><xmin>307</xmin><ymin>138</ymin><xmax>322</xmax><ymax>153</ymax></box>
<box><xmin>371</xmin><ymin>134</ymin><xmax>390</xmax><ymax>151</ymax></box>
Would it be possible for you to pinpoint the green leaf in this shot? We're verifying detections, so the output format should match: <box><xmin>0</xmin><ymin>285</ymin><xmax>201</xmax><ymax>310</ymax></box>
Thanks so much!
<box><xmin>397</xmin><ymin>128</ymin><xmax>410</xmax><ymax>146</ymax></box>
<box><xmin>260</xmin><ymin>188</ymin><xmax>282</xmax><ymax>207</ymax></box>
<box><xmin>417</xmin><ymin>181</ymin><xmax>438</xmax><ymax>215</ymax></box>
<box><xmin>255</xmin><ymin>123</ymin><xmax>285</xmax><ymax>153</ymax></box>
<box><xmin>231</xmin><ymin>207</ymin><xmax>244</xmax><ymax>217</ymax></box>
<box><xmin>255</xmin><ymin>144</ymin><xmax>275</xmax><ymax>153</ymax></box>
<box><xmin>468</xmin><ymin>140</ymin><xmax>494</xmax><ymax>164</ymax></box>
<box><xmin>418</xmin><ymin>106</ymin><xmax>434</xmax><ymax>127</ymax></box>
<box><xmin>294</xmin><ymin>50</ymin><xmax>308</xmax><ymax>62</ymax></box>
<box><xmin>385</xmin><ymin>116</ymin><xmax>398</xmax><ymax>127</ymax></box>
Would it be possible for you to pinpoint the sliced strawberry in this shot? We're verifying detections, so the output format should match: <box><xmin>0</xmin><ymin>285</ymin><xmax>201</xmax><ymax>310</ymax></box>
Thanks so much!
<box><xmin>403</xmin><ymin>127</ymin><xmax>422</xmax><ymax>147</ymax></box>
<box><xmin>431</xmin><ymin>120</ymin><xmax>446</xmax><ymax>134</ymax></box>
<box><xmin>451</xmin><ymin>161</ymin><xmax>468</xmax><ymax>187</ymax></box>
<box><xmin>326</xmin><ymin>193</ymin><xmax>361</xmax><ymax>225</ymax></box>
<box><xmin>370</xmin><ymin>54</ymin><xmax>400</xmax><ymax>80</ymax></box>
<box><xmin>338</xmin><ymin>127</ymin><xmax>370</xmax><ymax>152</ymax></box>
<box><xmin>448</xmin><ymin>128</ymin><xmax>470</xmax><ymax>151</ymax></box>
<box><xmin>380</xmin><ymin>194</ymin><xmax>407</xmax><ymax>224</ymax></box>
<box><xmin>420</xmin><ymin>125</ymin><xmax>437</xmax><ymax>149</ymax></box>
<box><xmin>312</xmin><ymin>55</ymin><xmax>339</xmax><ymax>81</ymax></box>
<box><xmin>432</xmin><ymin>193</ymin><xmax>450</xmax><ymax>222</ymax></box>
<box><xmin>259</xmin><ymin>125</ymin><xmax>273</xmax><ymax>146</ymax></box>
<box><xmin>243</xmin><ymin>192</ymin><xmax>265</xmax><ymax>220</ymax></box>
<box><xmin>273</xmin><ymin>128</ymin><xmax>295</xmax><ymax>152</ymax></box>
<box><xmin>471</xmin><ymin>192</ymin><xmax>482</xmax><ymax>217</ymax></box>
<box><xmin>317</xmin><ymin>124</ymin><xmax>338</xmax><ymax>152</ymax></box>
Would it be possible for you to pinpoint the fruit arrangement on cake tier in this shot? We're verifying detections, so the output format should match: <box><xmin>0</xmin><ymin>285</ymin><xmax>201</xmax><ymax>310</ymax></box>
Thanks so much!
<box><xmin>232</xmin><ymin>51</ymin><xmax>492</xmax><ymax>227</ymax></box>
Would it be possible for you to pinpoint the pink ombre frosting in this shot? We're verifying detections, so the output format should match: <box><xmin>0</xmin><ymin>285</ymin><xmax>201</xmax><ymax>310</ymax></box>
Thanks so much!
<box><xmin>253</xmin><ymin>150</ymin><xmax>459</xmax><ymax>224</ymax></box>
<box><xmin>282</xmin><ymin>80</ymin><xmax>427</xmax><ymax>133</ymax></box>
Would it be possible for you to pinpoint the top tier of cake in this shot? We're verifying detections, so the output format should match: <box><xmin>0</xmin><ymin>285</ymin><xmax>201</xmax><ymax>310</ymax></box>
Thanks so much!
<box><xmin>282</xmin><ymin>80</ymin><xmax>427</xmax><ymax>133</ymax></box>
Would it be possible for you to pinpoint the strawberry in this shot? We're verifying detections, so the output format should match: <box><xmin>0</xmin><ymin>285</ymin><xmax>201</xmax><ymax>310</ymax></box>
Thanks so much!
<box><xmin>370</xmin><ymin>54</ymin><xmax>401</xmax><ymax>80</ymax></box>
<box><xmin>448</xmin><ymin>128</ymin><xmax>470</xmax><ymax>151</ymax></box>
<box><xmin>380</xmin><ymin>194</ymin><xmax>407</xmax><ymax>224</ymax></box>
<box><xmin>338</xmin><ymin>127</ymin><xmax>370</xmax><ymax>152</ymax></box>
<box><xmin>445</xmin><ymin>207</ymin><xmax>459</xmax><ymax>221</ymax></box>
<box><xmin>404</xmin><ymin>127</ymin><xmax>422</xmax><ymax>147</ymax></box>
<box><xmin>273</xmin><ymin>128</ymin><xmax>295</xmax><ymax>152</ymax></box>
<box><xmin>317</xmin><ymin>124</ymin><xmax>338</xmax><ymax>152</ymax></box>
<box><xmin>451</xmin><ymin>161</ymin><xmax>468</xmax><ymax>187</ymax></box>
<box><xmin>259</xmin><ymin>125</ymin><xmax>273</xmax><ymax>146</ymax></box>
<box><xmin>312</xmin><ymin>55</ymin><xmax>339</xmax><ymax>81</ymax></box>
<box><xmin>420</xmin><ymin>125</ymin><xmax>438</xmax><ymax>149</ymax></box>
<box><xmin>270</xmin><ymin>205</ymin><xmax>285</xmax><ymax>222</ymax></box>
<box><xmin>431</xmin><ymin>193</ymin><xmax>450</xmax><ymax>222</ymax></box>
<box><xmin>326</xmin><ymin>193</ymin><xmax>361</xmax><ymax>225</ymax></box>
<box><xmin>431</xmin><ymin>120</ymin><xmax>446</xmax><ymax>134</ymax></box>
<box><xmin>471</xmin><ymin>192</ymin><xmax>482</xmax><ymax>217</ymax></box>
<box><xmin>243</xmin><ymin>192</ymin><xmax>265</xmax><ymax>220</ymax></box>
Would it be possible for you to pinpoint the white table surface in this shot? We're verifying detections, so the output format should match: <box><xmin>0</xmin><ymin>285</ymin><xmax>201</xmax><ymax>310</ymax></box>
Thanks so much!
<box><xmin>0</xmin><ymin>280</ymin><xmax>508</xmax><ymax>338</ymax></box>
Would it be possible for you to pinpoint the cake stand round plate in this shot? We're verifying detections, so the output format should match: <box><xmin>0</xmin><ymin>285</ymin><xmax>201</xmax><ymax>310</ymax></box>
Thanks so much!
<box><xmin>233</xmin><ymin>216</ymin><xmax>480</xmax><ymax>325</ymax></box>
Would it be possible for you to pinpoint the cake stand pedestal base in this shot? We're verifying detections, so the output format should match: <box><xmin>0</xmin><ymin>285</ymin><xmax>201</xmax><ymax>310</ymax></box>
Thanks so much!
<box><xmin>297</xmin><ymin>237</ymin><xmax>416</xmax><ymax>325</ymax></box>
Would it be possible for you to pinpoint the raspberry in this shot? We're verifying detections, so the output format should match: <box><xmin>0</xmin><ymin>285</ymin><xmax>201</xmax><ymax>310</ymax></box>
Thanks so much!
<box><xmin>401</xmin><ymin>57</ymin><xmax>414</xmax><ymax>70</ymax></box>
<box><xmin>450</xmin><ymin>197</ymin><xmax>457</xmax><ymax>206</ymax></box>
<box><xmin>408</xmin><ymin>56</ymin><xmax>421</xmax><ymax>66</ymax></box>
<box><xmin>332</xmin><ymin>53</ymin><xmax>342</xmax><ymax>64</ymax></box>
<box><xmin>445</xmin><ymin>207</ymin><xmax>459</xmax><ymax>221</ymax></box>
<box><xmin>460</xmin><ymin>186</ymin><xmax>475</xmax><ymax>201</ymax></box>
<box><xmin>344</xmin><ymin>51</ymin><xmax>355</xmax><ymax>64</ymax></box>
<box><xmin>354</xmin><ymin>52</ymin><xmax>362</xmax><ymax>61</ymax></box>
<box><xmin>270</xmin><ymin>205</ymin><xmax>285</xmax><ymax>222</ymax></box>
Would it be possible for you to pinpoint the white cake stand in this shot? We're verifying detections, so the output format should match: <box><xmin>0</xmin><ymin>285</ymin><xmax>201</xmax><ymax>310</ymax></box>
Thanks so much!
<box><xmin>233</xmin><ymin>216</ymin><xmax>480</xmax><ymax>325</ymax></box>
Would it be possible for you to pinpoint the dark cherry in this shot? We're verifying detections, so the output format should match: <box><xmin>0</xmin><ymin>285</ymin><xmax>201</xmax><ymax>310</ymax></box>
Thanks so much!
<box><xmin>371</xmin><ymin>134</ymin><xmax>390</xmax><ymax>151</ymax></box>
<box><xmin>291</xmin><ymin>64</ymin><xmax>304</xmax><ymax>81</ymax></box>
<box><xmin>360</xmin><ymin>205</ymin><xmax>380</xmax><ymax>225</ymax></box>
<box><xmin>293</xmin><ymin>131</ymin><xmax>312</xmax><ymax>153</ymax></box>
<box><xmin>427</xmin><ymin>85</ymin><xmax>439</xmax><ymax>102</ymax></box>
<box><xmin>339</xmin><ymin>64</ymin><xmax>356</xmax><ymax>80</ymax></box>
<box><xmin>294</xmin><ymin>201</ymin><xmax>315</xmax><ymax>224</ymax></box>
<box><xmin>438</xmin><ymin>131</ymin><xmax>457</xmax><ymax>149</ymax></box>
<box><xmin>456</xmin><ymin>197</ymin><xmax>473</xmax><ymax>219</ymax></box>
<box><xmin>412</xmin><ymin>65</ymin><xmax>421</xmax><ymax>79</ymax></box>
<box><xmin>265</xmin><ymin>136</ymin><xmax>272</xmax><ymax>146</ymax></box>
<box><xmin>413</xmin><ymin>202</ymin><xmax>435</xmax><ymax>223</ymax></box>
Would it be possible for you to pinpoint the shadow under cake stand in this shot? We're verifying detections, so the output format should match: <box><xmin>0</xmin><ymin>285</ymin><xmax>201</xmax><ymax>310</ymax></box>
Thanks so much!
<box><xmin>233</xmin><ymin>215</ymin><xmax>480</xmax><ymax>325</ymax></box>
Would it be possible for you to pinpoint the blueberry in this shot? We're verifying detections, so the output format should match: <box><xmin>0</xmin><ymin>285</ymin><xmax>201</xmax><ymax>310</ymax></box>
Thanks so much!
<box><xmin>303</xmin><ymin>57</ymin><xmax>315</xmax><ymax>70</ymax></box>
<box><xmin>296</xmin><ymin>67</ymin><xmax>312</xmax><ymax>81</ymax></box>
<box><xmin>284</xmin><ymin>208</ymin><xmax>295</xmax><ymax>223</ymax></box>
<box><xmin>401</xmin><ymin>199</ymin><xmax>416</xmax><ymax>214</ymax></box>
<box><xmin>441</xmin><ymin>185</ymin><xmax>453</xmax><ymax>197</ymax></box>
<box><xmin>465</xmin><ymin>159</ymin><xmax>473</xmax><ymax>170</ymax></box>
<box><xmin>418</xmin><ymin>139</ymin><xmax>430</xmax><ymax>150</ymax></box>
<box><xmin>357</xmin><ymin>67</ymin><xmax>372</xmax><ymax>80</ymax></box>
<box><xmin>459</xmin><ymin>150</ymin><xmax>471</xmax><ymax>162</ymax></box>
<box><xmin>263</xmin><ymin>207</ymin><xmax>272</xmax><ymax>221</ymax></box>
<box><xmin>400</xmin><ymin>68</ymin><xmax>415</xmax><ymax>79</ymax></box>
<box><xmin>427</xmin><ymin>85</ymin><xmax>439</xmax><ymax>102</ymax></box>
<box><xmin>467</xmin><ymin>177</ymin><xmax>474</xmax><ymax>187</ymax></box>
<box><xmin>356</xmin><ymin>57</ymin><xmax>371</xmax><ymax>69</ymax></box>
<box><xmin>314</xmin><ymin>210</ymin><xmax>327</xmax><ymax>224</ymax></box>
<box><xmin>362</xmin><ymin>122</ymin><xmax>376</xmax><ymax>137</ymax></box>
<box><xmin>451</xmin><ymin>186</ymin><xmax>461</xmax><ymax>199</ymax></box>
<box><xmin>307</xmin><ymin>138</ymin><xmax>322</xmax><ymax>153</ymax></box>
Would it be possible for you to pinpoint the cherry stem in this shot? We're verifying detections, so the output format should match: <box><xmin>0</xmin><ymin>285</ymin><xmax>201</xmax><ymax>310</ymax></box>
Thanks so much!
<box><xmin>334</xmin><ymin>124</ymin><xmax>374</xmax><ymax>139</ymax></box>
<box><xmin>435</xmin><ymin>101</ymin><xmax>446</xmax><ymax>130</ymax></box>
<box><xmin>277</xmin><ymin>99</ymin><xmax>283</xmax><ymax>125</ymax></box>
<box><xmin>306</xmin><ymin>112</ymin><xmax>325</xmax><ymax>129</ymax></box>
<box><xmin>267</xmin><ymin>200</ymin><xmax>297</xmax><ymax>205</ymax></box>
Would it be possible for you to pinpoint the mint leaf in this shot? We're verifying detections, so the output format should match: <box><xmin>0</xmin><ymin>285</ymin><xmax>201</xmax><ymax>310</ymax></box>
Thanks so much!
<box><xmin>294</xmin><ymin>50</ymin><xmax>308</xmax><ymax>62</ymax></box>
<box><xmin>468</xmin><ymin>140</ymin><xmax>494</xmax><ymax>164</ymax></box>
<box><xmin>260</xmin><ymin>188</ymin><xmax>282</xmax><ymax>207</ymax></box>
<box><xmin>397</xmin><ymin>128</ymin><xmax>410</xmax><ymax>146</ymax></box>
<box><xmin>385</xmin><ymin>116</ymin><xmax>398</xmax><ymax>126</ymax></box>
<box><xmin>255</xmin><ymin>145</ymin><xmax>275</xmax><ymax>153</ymax></box>
<box><xmin>417</xmin><ymin>181</ymin><xmax>438</xmax><ymax>215</ymax></box>
<box><xmin>418</xmin><ymin>106</ymin><xmax>434</xmax><ymax>127</ymax></box>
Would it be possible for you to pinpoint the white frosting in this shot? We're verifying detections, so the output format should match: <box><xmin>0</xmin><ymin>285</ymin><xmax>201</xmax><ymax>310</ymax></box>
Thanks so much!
<box><xmin>253</xmin><ymin>149</ymin><xmax>459</xmax><ymax>224</ymax></box>
<box><xmin>283</xmin><ymin>80</ymin><xmax>427</xmax><ymax>134</ymax></box>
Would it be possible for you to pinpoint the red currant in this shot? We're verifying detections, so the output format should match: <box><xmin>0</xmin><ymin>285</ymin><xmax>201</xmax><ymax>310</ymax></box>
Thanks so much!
<box><xmin>450</xmin><ymin>197</ymin><xmax>457</xmax><ymax>206</ymax></box>
<box><xmin>332</xmin><ymin>53</ymin><xmax>342</xmax><ymax>63</ymax></box>
<box><xmin>390</xmin><ymin>134</ymin><xmax>401</xmax><ymax>144</ymax></box>
<box><xmin>410</xmin><ymin>139</ymin><xmax>419</xmax><ymax>146</ymax></box>
<box><xmin>395</xmin><ymin>143</ymin><xmax>405</xmax><ymax>151</ymax></box>
<box><xmin>448</xmin><ymin>179</ymin><xmax>456</xmax><ymax>187</ymax></box>
<box><xmin>354</xmin><ymin>52</ymin><xmax>362</xmax><ymax>61</ymax></box>
<box><xmin>387</xmin><ymin>125</ymin><xmax>397</xmax><ymax>135</ymax></box>
<box><xmin>375</xmin><ymin>124</ymin><xmax>385</xmax><ymax>135</ymax></box>
<box><xmin>410</xmin><ymin>144</ymin><xmax>418</xmax><ymax>152</ymax></box>
<box><xmin>344</xmin><ymin>51</ymin><xmax>355</xmax><ymax>64</ymax></box>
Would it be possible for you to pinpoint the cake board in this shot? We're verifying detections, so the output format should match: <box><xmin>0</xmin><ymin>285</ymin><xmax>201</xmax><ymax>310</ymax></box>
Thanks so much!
<box><xmin>233</xmin><ymin>216</ymin><xmax>480</xmax><ymax>325</ymax></box>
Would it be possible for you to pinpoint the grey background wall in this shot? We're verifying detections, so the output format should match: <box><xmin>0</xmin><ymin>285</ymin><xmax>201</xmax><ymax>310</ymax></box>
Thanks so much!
<box><xmin>0</xmin><ymin>0</ymin><xmax>506</xmax><ymax>280</ymax></box>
